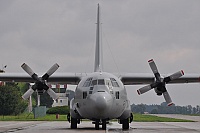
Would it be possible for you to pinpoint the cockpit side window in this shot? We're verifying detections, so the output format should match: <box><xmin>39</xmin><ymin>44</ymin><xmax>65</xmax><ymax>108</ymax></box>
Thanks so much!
<box><xmin>83</xmin><ymin>77</ymin><xmax>92</xmax><ymax>87</ymax></box>
<box><xmin>83</xmin><ymin>91</ymin><xmax>87</xmax><ymax>99</ymax></box>
<box><xmin>115</xmin><ymin>91</ymin><xmax>120</xmax><ymax>99</ymax></box>
<box><xmin>106</xmin><ymin>79</ymin><xmax>113</xmax><ymax>94</ymax></box>
<box><xmin>110</xmin><ymin>78</ymin><xmax>120</xmax><ymax>87</ymax></box>
<box><xmin>105</xmin><ymin>80</ymin><xmax>112</xmax><ymax>87</ymax></box>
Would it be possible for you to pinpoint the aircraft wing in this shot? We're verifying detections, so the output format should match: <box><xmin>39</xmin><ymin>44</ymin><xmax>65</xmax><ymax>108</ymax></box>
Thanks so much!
<box><xmin>119</xmin><ymin>73</ymin><xmax>200</xmax><ymax>85</ymax></box>
<box><xmin>0</xmin><ymin>73</ymin><xmax>85</xmax><ymax>85</ymax></box>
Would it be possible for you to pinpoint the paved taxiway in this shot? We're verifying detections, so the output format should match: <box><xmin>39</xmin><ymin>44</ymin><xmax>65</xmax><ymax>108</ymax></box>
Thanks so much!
<box><xmin>1</xmin><ymin>121</ymin><xmax>200</xmax><ymax>133</ymax></box>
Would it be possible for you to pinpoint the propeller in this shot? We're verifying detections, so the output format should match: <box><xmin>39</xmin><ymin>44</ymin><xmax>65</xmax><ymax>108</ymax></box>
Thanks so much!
<box><xmin>137</xmin><ymin>59</ymin><xmax>184</xmax><ymax>106</ymax></box>
<box><xmin>21</xmin><ymin>63</ymin><xmax>59</xmax><ymax>100</ymax></box>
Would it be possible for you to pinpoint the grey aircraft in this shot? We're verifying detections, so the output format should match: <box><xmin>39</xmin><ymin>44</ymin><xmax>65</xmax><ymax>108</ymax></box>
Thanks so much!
<box><xmin>0</xmin><ymin>4</ymin><xmax>200</xmax><ymax>130</ymax></box>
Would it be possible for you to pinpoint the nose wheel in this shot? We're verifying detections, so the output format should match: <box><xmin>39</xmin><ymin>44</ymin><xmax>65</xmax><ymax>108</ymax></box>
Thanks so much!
<box><xmin>94</xmin><ymin>120</ymin><xmax>107</xmax><ymax>130</ymax></box>
<box><xmin>95</xmin><ymin>120</ymin><xmax>100</xmax><ymax>130</ymax></box>
<box><xmin>102</xmin><ymin>120</ymin><xmax>107</xmax><ymax>130</ymax></box>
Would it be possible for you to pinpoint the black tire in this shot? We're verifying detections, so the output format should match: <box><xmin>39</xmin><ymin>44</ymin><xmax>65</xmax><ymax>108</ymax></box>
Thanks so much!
<box><xmin>122</xmin><ymin>118</ymin><xmax>129</xmax><ymax>130</ymax></box>
<box><xmin>71</xmin><ymin>118</ymin><xmax>77</xmax><ymax>129</ymax></box>
<box><xmin>102</xmin><ymin>120</ymin><xmax>107</xmax><ymax>130</ymax></box>
<box><xmin>95</xmin><ymin>120</ymin><xmax>100</xmax><ymax>130</ymax></box>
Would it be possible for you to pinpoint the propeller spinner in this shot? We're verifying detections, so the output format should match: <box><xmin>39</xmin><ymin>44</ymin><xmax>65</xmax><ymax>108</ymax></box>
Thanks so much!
<box><xmin>137</xmin><ymin>59</ymin><xmax>184</xmax><ymax>106</ymax></box>
<box><xmin>21</xmin><ymin>63</ymin><xmax>59</xmax><ymax>100</ymax></box>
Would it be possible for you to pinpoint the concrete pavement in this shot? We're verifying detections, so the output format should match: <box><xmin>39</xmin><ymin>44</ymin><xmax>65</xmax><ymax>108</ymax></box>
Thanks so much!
<box><xmin>0</xmin><ymin>121</ymin><xmax>200</xmax><ymax>133</ymax></box>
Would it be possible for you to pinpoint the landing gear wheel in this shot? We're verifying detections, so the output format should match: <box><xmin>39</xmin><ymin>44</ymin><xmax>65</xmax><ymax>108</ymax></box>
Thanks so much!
<box><xmin>122</xmin><ymin>118</ymin><xmax>129</xmax><ymax>130</ymax></box>
<box><xmin>102</xmin><ymin>120</ymin><xmax>107</xmax><ymax>130</ymax></box>
<box><xmin>95</xmin><ymin>120</ymin><xmax>100</xmax><ymax>130</ymax></box>
<box><xmin>71</xmin><ymin>117</ymin><xmax>77</xmax><ymax>129</ymax></box>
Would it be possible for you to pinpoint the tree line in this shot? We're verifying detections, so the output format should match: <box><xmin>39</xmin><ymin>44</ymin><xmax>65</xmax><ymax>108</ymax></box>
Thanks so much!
<box><xmin>0</xmin><ymin>83</ymin><xmax>27</xmax><ymax>115</ymax></box>
<box><xmin>131</xmin><ymin>102</ymin><xmax>200</xmax><ymax>114</ymax></box>
<box><xmin>0</xmin><ymin>83</ymin><xmax>53</xmax><ymax>116</ymax></box>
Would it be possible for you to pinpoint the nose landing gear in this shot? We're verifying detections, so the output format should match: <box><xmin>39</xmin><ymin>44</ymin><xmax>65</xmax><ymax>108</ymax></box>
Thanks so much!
<box><xmin>93</xmin><ymin>119</ymin><xmax>108</xmax><ymax>130</ymax></box>
<box><xmin>95</xmin><ymin>120</ymin><xmax>100</xmax><ymax>130</ymax></box>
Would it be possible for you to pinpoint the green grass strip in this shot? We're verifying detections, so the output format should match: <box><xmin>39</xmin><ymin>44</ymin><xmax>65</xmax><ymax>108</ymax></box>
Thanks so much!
<box><xmin>133</xmin><ymin>114</ymin><xmax>194</xmax><ymax>122</ymax></box>
<box><xmin>0</xmin><ymin>113</ymin><xmax>195</xmax><ymax>122</ymax></box>
<box><xmin>0</xmin><ymin>114</ymin><xmax>67</xmax><ymax>121</ymax></box>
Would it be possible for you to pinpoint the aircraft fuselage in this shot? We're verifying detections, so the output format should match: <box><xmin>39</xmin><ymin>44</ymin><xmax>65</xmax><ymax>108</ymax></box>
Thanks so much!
<box><xmin>70</xmin><ymin>72</ymin><xmax>131</xmax><ymax>120</ymax></box>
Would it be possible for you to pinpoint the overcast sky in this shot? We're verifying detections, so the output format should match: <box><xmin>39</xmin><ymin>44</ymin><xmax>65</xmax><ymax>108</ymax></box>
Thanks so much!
<box><xmin>0</xmin><ymin>0</ymin><xmax>200</xmax><ymax>106</ymax></box>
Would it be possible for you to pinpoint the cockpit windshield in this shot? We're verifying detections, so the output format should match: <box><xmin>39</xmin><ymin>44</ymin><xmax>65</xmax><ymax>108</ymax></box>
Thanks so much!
<box><xmin>98</xmin><ymin>79</ymin><xmax>105</xmax><ymax>85</ymax></box>
<box><xmin>92</xmin><ymin>79</ymin><xmax>105</xmax><ymax>85</ymax></box>
<box><xmin>83</xmin><ymin>78</ymin><xmax>105</xmax><ymax>87</ymax></box>
<box><xmin>83</xmin><ymin>78</ymin><xmax>119</xmax><ymax>87</ymax></box>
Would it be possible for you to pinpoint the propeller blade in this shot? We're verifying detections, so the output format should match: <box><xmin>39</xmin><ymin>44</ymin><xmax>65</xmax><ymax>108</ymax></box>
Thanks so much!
<box><xmin>169</xmin><ymin>70</ymin><xmax>184</xmax><ymax>80</ymax></box>
<box><xmin>148</xmin><ymin>59</ymin><xmax>159</xmax><ymax>74</ymax></box>
<box><xmin>163</xmin><ymin>91</ymin><xmax>173</xmax><ymax>106</ymax></box>
<box><xmin>164</xmin><ymin>70</ymin><xmax>184</xmax><ymax>83</ymax></box>
<box><xmin>21</xmin><ymin>63</ymin><xmax>35</xmax><ymax>77</ymax></box>
<box><xmin>42</xmin><ymin>63</ymin><xmax>59</xmax><ymax>80</ymax></box>
<box><xmin>47</xmin><ymin>88</ymin><xmax>59</xmax><ymax>100</ymax></box>
<box><xmin>148</xmin><ymin>59</ymin><xmax>162</xmax><ymax>81</ymax></box>
<box><xmin>21</xmin><ymin>63</ymin><xmax>39</xmax><ymax>81</ymax></box>
<box><xmin>137</xmin><ymin>84</ymin><xmax>152</xmax><ymax>95</ymax></box>
<box><xmin>22</xmin><ymin>88</ymin><xmax>35</xmax><ymax>100</ymax></box>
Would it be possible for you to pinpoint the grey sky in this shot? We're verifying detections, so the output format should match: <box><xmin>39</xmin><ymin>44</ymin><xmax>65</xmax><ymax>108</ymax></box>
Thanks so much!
<box><xmin>0</xmin><ymin>0</ymin><xmax>200</xmax><ymax>106</ymax></box>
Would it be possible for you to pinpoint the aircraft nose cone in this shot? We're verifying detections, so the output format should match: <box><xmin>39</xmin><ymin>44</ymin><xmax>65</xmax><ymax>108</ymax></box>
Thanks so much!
<box><xmin>96</xmin><ymin>95</ymin><xmax>107</xmax><ymax>110</ymax></box>
<box><xmin>90</xmin><ymin>92</ymin><xmax>112</xmax><ymax>112</ymax></box>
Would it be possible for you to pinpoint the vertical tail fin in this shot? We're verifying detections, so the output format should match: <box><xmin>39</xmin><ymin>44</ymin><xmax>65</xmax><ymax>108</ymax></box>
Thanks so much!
<box><xmin>94</xmin><ymin>4</ymin><xmax>103</xmax><ymax>72</ymax></box>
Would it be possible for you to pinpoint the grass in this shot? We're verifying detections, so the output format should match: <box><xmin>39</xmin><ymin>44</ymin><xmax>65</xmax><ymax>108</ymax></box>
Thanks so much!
<box><xmin>133</xmin><ymin>114</ymin><xmax>194</xmax><ymax>122</ymax></box>
<box><xmin>0</xmin><ymin>113</ymin><xmax>68</xmax><ymax>121</ymax></box>
<box><xmin>0</xmin><ymin>113</ymin><xmax>194</xmax><ymax>122</ymax></box>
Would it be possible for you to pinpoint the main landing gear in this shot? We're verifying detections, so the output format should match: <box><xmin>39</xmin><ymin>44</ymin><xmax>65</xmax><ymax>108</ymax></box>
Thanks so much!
<box><xmin>71</xmin><ymin>117</ymin><xmax>78</xmax><ymax>129</ymax></box>
<box><xmin>121</xmin><ymin>118</ymin><xmax>129</xmax><ymax>130</ymax></box>
<box><xmin>120</xmin><ymin>113</ymin><xmax>133</xmax><ymax>130</ymax></box>
<box><xmin>70</xmin><ymin>118</ymin><xmax>81</xmax><ymax>129</ymax></box>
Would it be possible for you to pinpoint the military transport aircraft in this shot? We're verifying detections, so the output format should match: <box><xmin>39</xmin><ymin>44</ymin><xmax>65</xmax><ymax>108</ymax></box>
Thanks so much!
<box><xmin>0</xmin><ymin>4</ymin><xmax>200</xmax><ymax>130</ymax></box>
